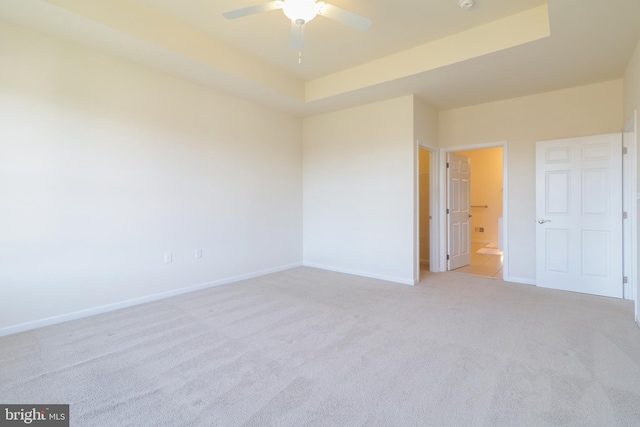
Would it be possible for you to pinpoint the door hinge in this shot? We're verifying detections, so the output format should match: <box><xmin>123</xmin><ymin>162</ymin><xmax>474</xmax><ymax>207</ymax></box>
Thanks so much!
<box><xmin>446</xmin><ymin>162</ymin><xmax>450</xmax><ymax>168</ymax></box>
<box><xmin>446</xmin><ymin>208</ymin><xmax>450</xmax><ymax>214</ymax></box>
<box><xmin>623</xmin><ymin>147</ymin><xmax>628</xmax><ymax>155</ymax></box>
<box><xmin>447</xmin><ymin>254</ymin><xmax>450</xmax><ymax>260</ymax></box>
<box><xmin>623</xmin><ymin>276</ymin><xmax>628</xmax><ymax>284</ymax></box>
<box><xmin>623</xmin><ymin>212</ymin><xmax>628</xmax><ymax>219</ymax></box>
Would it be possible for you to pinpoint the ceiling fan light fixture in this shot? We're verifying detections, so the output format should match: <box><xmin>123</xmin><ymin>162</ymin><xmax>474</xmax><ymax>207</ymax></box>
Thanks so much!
<box><xmin>282</xmin><ymin>0</ymin><xmax>318</xmax><ymax>25</ymax></box>
<box><xmin>222</xmin><ymin>0</ymin><xmax>372</xmax><ymax>57</ymax></box>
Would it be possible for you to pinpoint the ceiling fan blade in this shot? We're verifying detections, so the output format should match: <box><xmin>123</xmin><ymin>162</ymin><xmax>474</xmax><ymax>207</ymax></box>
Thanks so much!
<box><xmin>317</xmin><ymin>2</ymin><xmax>372</xmax><ymax>31</ymax></box>
<box><xmin>222</xmin><ymin>1</ymin><xmax>281</xmax><ymax>20</ymax></box>
<box><xmin>290</xmin><ymin>21</ymin><xmax>305</xmax><ymax>50</ymax></box>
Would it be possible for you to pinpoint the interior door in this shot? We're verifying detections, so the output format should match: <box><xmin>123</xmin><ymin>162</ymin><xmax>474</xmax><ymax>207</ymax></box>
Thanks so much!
<box><xmin>447</xmin><ymin>152</ymin><xmax>471</xmax><ymax>270</ymax></box>
<box><xmin>535</xmin><ymin>134</ymin><xmax>623</xmax><ymax>298</ymax></box>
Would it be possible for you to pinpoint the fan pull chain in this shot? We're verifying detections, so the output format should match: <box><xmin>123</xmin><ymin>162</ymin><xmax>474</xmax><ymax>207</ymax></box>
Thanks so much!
<box><xmin>298</xmin><ymin>50</ymin><xmax>302</xmax><ymax>64</ymax></box>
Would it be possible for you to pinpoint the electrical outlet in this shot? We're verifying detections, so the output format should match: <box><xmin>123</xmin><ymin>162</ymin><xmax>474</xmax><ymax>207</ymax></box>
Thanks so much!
<box><xmin>164</xmin><ymin>252</ymin><xmax>172</xmax><ymax>263</ymax></box>
<box><xmin>195</xmin><ymin>249</ymin><xmax>203</xmax><ymax>259</ymax></box>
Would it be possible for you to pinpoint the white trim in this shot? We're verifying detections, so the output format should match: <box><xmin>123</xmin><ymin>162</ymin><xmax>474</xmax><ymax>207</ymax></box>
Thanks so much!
<box><xmin>303</xmin><ymin>262</ymin><xmax>415</xmax><ymax>285</ymax></box>
<box><xmin>439</xmin><ymin>149</ymin><xmax>446</xmax><ymax>272</ymax></box>
<box><xmin>625</xmin><ymin>110</ymin><xmax>639</xmax><ymax>324</ymax></box>
<box><xmin>430</xmin><ymin>146</ymin><xmax>440</xmax><ymax>273</ymax></box>
<box><xmin>502</xmin><ymin>143</ymin><xmax>510</xmax><ymax>280</ymax></box>
<box><xmin>623</xmin><ymin>112</ymin><xmax>637</xmax><ymax>302</ymax></box>
<box><xmin>504</xmin><ymin>276</ymin><xmax>536</xmax><ymax>286</ymax></box>
<box><xmin>439</xmin><ymin>141</ymin><xmax>509</xmax><ymax>278</ymax></box>
<box><xmin>414</xmin><ymin>140</ymin><xmax>420</xmax><ymax>283</ymax></box>
<box><xmin>417</xmin><ymin>142</ymin><xmax>440</xmax><ymax>274</ymax></box>
<box><xmin>0</xmin><ymin>263</ymin><xmax>302</xmax><ymax>337</ymax></box>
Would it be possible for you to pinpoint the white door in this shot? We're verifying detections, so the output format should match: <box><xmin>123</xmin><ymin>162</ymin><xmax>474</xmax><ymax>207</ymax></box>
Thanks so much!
<box><xmin>535</xmin><ymin>134</ymin><xmax>623</xmax><ymax>298</ymax></box>
<box><xmin>447</xmin><ymin>152</ymin><xmax>471</xmax><ymax>270</ymax></box>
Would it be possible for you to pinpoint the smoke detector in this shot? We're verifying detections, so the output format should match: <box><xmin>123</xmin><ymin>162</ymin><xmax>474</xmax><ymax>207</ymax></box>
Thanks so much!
<box><xmin>459</xmin><ymin>0</ymin><xmax>474</xmax><ymax>9</ymax></box>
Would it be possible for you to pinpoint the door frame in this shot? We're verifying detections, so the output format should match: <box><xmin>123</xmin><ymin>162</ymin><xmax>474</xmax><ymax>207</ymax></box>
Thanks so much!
<box><xmin>438</xmin><ymin>141</ymin><xmax>509</xmax><ymax>278</ymax></box>
<box><xmin>415</xmin><ymin>143</ymin><xmax>440</xmax><ymax>281</ymax></box>
<box><xmin>622</xmin><ymin>111</ymin><xmax>638</xmax><ymax>312</ymax></box>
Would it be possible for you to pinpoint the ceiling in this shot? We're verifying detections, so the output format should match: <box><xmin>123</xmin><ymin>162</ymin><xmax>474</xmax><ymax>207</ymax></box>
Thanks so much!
<box><xmin>1</xmin><ymin>0</ymin><xmax>639</xmax><ymax>116</ymax></box>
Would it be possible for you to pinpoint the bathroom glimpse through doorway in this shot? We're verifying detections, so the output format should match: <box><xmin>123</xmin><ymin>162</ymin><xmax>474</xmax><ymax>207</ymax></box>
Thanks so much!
<box><xmin>448</xmin><ymin>146</ymin><xmax>504</xmax><ymax>280</ymax></box>
<box><xmin>418</xmin><ymin>148</ymin><xmax>431</xmax><ymax>279</ymax></box>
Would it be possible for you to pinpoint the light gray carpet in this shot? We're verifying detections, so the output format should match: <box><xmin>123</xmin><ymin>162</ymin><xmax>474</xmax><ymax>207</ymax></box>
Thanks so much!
<box><xmin>1</xmin><ymin>267</ymin><xmax>640</xmax><ymax>426</ymax></box>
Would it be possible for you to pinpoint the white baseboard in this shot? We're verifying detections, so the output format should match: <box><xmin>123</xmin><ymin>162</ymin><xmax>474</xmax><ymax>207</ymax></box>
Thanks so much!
<box><xmin>504</xmin><ymin>276</ymin><xmax>536</xmax><ymax>286</ymax></box>
<box><xmin>303</xmin><ymin>262</ymin><xmax>415</xmax><ymax>286</ymax></box>
<box><xmin>0</xmin><ymin>263</ymin><xmax>302</xmax><ymax>338</ymax></box>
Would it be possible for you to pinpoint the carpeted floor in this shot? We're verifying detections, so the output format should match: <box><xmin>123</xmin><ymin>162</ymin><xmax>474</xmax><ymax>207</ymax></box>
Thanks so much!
<box><xmin>1</xmin><ymin>267</ymin><xmax>640</xmax><ymax>426</ymax></box>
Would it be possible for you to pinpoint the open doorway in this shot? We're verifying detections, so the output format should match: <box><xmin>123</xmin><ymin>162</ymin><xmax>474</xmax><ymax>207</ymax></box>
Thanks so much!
<box><xmin>418</xmin><ymin>146</ymin><xmax>439</xmax><ymax>281</ymax></box>
<box><xmin>419</xmin><ymin>149</ymin><xmax>431</xmax><ymax>275</ymax></box>
<box><xmin>446</xmin><ymin>146</ymin><xmax>505</xmax><ymax>279</ymax></box>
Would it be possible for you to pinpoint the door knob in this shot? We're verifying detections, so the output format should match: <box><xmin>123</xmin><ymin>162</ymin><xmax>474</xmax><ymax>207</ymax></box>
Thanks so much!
<box><xmin>537</xmin><ymin>219</ymin><xmax>551</xmax><ymax>224</ymax></box>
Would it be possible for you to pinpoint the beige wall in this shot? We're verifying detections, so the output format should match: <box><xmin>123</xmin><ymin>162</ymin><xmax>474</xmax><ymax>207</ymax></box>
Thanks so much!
<box><xmin>457</xmin><ymin>147</ymin><xmax>503</xmax><ymax>247</ymax></box>
<box><xmin>623</xmin><ymin>38</ymin><xmax>639</xmax><ymax>190</ymax></box>
<box><xmin>414</xmin><ymin>98</ymin><xmax>439</xmax><ymax>151</ymax></box>
<box><xmin>624</xmin><ymin>39</ymin><xmax>640</xmax><ymax>141</ymax></box>
<box><xmin>0</xmin><ymin>23</ymin><xmax>303</xmax><ymax>333</ymax></box>
<box><xmin>303</xmin><ymin>96</ymin><xmax>416</xmax><ymax>284</ymax></box>
<box><xmin>439</xmin><ymin>80</ymin><xmax>623</xmax><ymax>282</ymax></box>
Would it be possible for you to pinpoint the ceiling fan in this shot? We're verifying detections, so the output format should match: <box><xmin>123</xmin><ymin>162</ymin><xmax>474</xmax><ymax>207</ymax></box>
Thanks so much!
<box><xmin>222</xmin><ymin>0</ymin><xmax>372</xmax><ymax>52</ymax></box>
